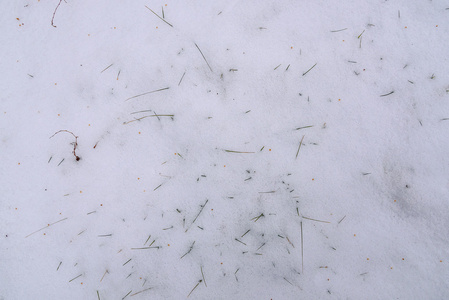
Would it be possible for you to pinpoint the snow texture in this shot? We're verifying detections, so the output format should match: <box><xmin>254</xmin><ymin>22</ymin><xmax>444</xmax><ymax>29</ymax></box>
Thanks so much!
<box><xmin>1</xmin><ymin>0</ymin><xmax>449</xmax><ymax>299</ymax></box>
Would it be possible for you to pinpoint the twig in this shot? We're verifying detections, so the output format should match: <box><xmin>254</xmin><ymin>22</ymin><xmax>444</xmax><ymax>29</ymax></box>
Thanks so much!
<box><xmin>145</xmin><ymin>6</ymin><xmax>173</xmax><ymax>27</ymax></box>
<box><xmin>125</xmin><ymin>87</ymin><xmax>169</xmax><ymax>101</ymax></box>
<box><xmin>195</xmin><ymin>43</ymin><xmax>213</xmax><ymax>72</ymax></box>
<box><xmin>51</xmin><ymin>0</ymin><xmax>63</xmax><ymax>28</ymax></box>
<box><xmin>50</xmin><ymin>130</ymin><xmax>80</xmax><ymax>161</ymax></box>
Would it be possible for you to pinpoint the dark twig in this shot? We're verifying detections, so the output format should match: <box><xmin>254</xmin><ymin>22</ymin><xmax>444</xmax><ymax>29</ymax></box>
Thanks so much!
<box><xmin>50</xmin><ymin>130</ymin><xmax>80</xmax><ymax>161</ymax></box>
<box><xmin>51</xmin><ymin>0</ymin><xmax>63</xmax><ymax>28</ymax></box>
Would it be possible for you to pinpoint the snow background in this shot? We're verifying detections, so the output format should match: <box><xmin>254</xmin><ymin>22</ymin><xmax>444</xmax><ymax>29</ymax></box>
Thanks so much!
<box><xmin>1</xmin><ymin>0</ymin><xmax>449</xmax><ymax>299</ymax></box>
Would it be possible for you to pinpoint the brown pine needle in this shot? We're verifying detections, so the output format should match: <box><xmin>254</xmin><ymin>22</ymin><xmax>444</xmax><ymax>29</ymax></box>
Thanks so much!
<box><xmin>145</xmin><ymin>6</ymin><xmax>173</xmax><ymax>27</ymax></box>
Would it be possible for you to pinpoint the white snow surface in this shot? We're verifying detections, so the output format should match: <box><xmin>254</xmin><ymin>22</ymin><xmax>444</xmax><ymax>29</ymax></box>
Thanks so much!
<box><xmin>1</xmin><ymin>1</ymin><xmax>449</xmax><ymax>299</ymax></box>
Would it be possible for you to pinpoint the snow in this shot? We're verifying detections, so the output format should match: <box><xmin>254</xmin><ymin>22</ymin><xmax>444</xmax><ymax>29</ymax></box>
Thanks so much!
<box><xmin>1</xmin><ymin>0</ymin><xmax>449</xmax><ymax>299</ymax></box>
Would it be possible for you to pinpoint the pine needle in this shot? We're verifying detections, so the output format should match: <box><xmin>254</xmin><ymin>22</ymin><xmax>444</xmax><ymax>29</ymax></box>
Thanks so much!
<box><xmin>125</xmin><ymin>87</ymin><xmax>170</xmax><ymax>101</ymax></box>
<box><xmin>296</xmin><ymin>135</ymin><xmax>305</xmax><ymax>159</ymax></box>
<box><xmin>145</xmin><ymin>6</ymin><xmax>173</xmax><ymax>27</ymax></box>
<box><xmin>302</xmin><ymin>63</ymin><xmax>317</xmax><ymax>76</ymax></box>
<box><xmin>194</xmin><ymin>43</ymin><xmax>213</xmax><ymax>72</ymax></box>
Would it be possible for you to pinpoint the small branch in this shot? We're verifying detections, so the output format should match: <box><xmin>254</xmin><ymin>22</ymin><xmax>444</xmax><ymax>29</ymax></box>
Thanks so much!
<box><xmin>50</xmin><ymin>130</ymin><xmax>80</xmax><ymax>161</ymax></box>
<box><xmin>51</xmin><ymin>0</ymin><xmax>63</xmax><ymax>28</ymax></box>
